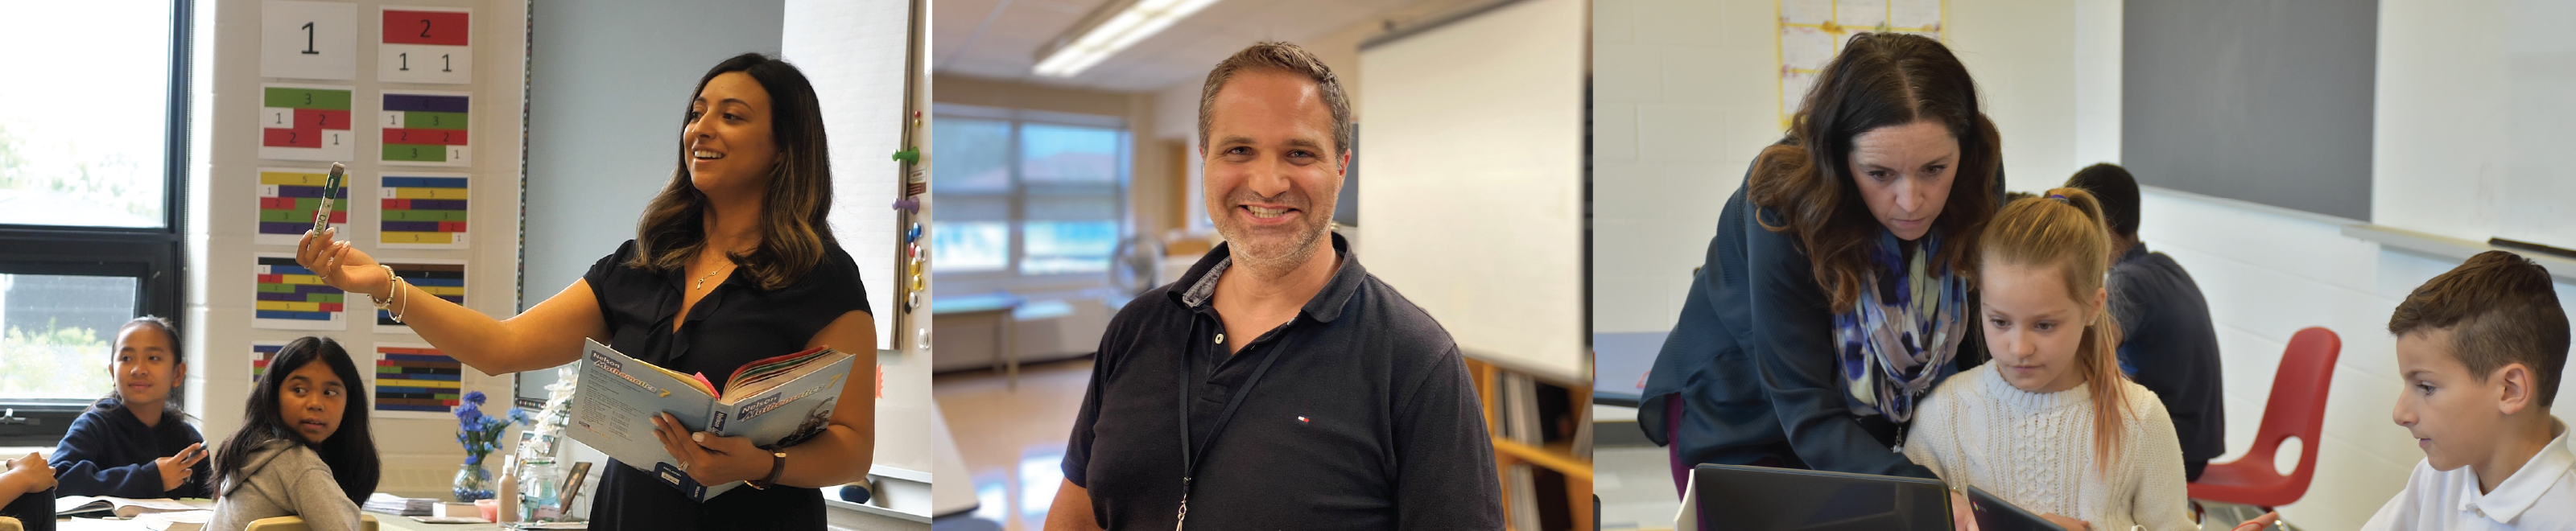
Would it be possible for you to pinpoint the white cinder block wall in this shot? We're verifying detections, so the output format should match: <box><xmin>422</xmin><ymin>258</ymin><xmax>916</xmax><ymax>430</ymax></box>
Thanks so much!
<box><xmin>1595</xmin><ymin>0</ymin><xmax>2576</xmax><ymax>529</ymax></box>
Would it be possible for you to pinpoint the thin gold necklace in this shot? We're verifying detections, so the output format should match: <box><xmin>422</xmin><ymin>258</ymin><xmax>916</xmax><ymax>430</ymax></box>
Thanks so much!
<box><xmin>696</xmin><ymin>266</ymin><xmax>725</xmax><ymax>290</ymax></box>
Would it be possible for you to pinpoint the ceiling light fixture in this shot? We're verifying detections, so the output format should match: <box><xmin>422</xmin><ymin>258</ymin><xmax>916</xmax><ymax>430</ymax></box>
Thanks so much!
<box><xmin>1031</xmin><ymin>0</ymin><xmax>1225</xmax><ymax>77</ymax></box>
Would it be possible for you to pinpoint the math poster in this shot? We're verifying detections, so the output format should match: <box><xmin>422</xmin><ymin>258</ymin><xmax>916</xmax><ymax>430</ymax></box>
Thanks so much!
<box><xmin>254</xmin><ymin>167</ymin><xmax>349</xmax><ymax>246</ymax></box>
<box><xmin>378</xmin><ymin>6</ymin><xmax>473</xmax><ymax>84</ymax></box>
<box><xmin>258</xmin><ymin>84</ymin><xmax>357</xmax><ymax>162</ymax></box>
<box><xmin>378</xmin><ymin>90</ymin><xmax>471</xmax><ymax>167</ymax></box>
<box><xmin>372</xmin><ymin>260</ymin><xmax>464</xmax><ymax>335</ymax></box>
<box><xmin>250</xmin><ymin>341</ymin><xmax>287</xmax><ymax>385</ymax></box>
<box><xmin>261</xmin><ymin>1</ymin><xmax>356</xmax><ymax>80</ymax></box>
<box><xmin>374</xmin><ymin>343</ymin><xmax>466</xmax><ymax>418</ymax></box>
<box><xmin>252</xmin><ymin>253</ymin><xmax>348</xmax><ymax>331</ymax></box>
<box><xmin>377</xmin><ymin>173</ymin><xmax>469</xmax><ymax>249</ymax></box>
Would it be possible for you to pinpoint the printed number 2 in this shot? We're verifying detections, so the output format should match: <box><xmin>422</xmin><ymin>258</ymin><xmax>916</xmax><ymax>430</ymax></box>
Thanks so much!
<box><xmin>419</xmin><ymin>19</ymin><xmax>432</xmax><ymax>39</ymax></box>
<box><xmin>300</xmin><ymin>22</ymin><xmax>317</xmax><ymax>54</ymax></box>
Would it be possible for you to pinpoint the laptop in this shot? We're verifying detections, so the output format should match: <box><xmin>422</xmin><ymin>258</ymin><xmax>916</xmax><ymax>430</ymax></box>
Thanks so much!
<box><xmin>1964</xmin><ymin>484</ymin><xmax>2062</xmax><ymax>531</ymax></box>
<box><xmin>1678</xmin><ymin>463</ymin><xmax>1951</xmax><ymax>531</ymax></box>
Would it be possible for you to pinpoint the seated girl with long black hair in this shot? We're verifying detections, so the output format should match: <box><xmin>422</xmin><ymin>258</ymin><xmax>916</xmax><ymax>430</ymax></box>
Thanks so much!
<box><xmin>205</xmin><ymin>336</ymin><xmax>381</xmax><ymax>531</ymax></box>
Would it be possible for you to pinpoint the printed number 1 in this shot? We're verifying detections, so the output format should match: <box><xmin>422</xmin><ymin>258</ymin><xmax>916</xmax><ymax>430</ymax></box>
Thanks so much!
<box><xmin>398</xmin><ymin>52</ymin><xmax>410</xmax><ymax>71</ymax></box>
<box><xmin>442</xmin><ymin>54</ymin><xmax>452</xmax><ymax>72</ymax></box>
<box><xmin>300</xmin><ymin>22</ymin><xmax>318</xmax><ymax>54</ymax></box>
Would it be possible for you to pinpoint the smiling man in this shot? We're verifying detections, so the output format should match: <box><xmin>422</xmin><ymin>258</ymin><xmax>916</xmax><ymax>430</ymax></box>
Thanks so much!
<box><xmin>1042</xmin><ymin>42</ymin><xmax>1505</xmax><ymax>531</ymax></box>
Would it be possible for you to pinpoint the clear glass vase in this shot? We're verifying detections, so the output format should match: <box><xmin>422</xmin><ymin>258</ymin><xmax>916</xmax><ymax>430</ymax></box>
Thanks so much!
<box><xmin>452</xmin><ymin>459</ymin><xmax>494</xmax><ymax>502</ymax></box>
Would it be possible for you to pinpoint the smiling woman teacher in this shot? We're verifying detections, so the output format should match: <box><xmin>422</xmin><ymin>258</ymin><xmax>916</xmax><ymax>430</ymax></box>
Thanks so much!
<box><xmin>295</xmin><ymin>53</ymin><xmax>876</xmax><ymax>530</ymax></box>
<box><xmin>1637</xmin><ymin>32</ymin><xmax>2003</xmax><ymax>489</ymax></box>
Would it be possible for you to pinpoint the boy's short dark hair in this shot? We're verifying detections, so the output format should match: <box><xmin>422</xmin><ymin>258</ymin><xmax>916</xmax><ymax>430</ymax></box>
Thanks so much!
<box><xmin>2065</xmin><ymin>163</ymin><xmax>2140</xmax><ymax>239</ymax></box>
<box><xmin>2388</xmin><ymin>250</ymin><xmax>2570</xmax><ymax>407</ymax></box>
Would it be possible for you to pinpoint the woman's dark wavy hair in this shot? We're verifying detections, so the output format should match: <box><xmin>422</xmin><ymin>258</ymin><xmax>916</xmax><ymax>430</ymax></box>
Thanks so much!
<box><xmin>628</xmin><ymin>52</ymin><xmax>838</xmax><ymax>290</ymax></box>
<box><xmin>208</xmin><ymin>336</ymin><xmax>379</xmax><ymax>504</ymax></box>
<box><xmin>85</xmin><ymin>316</ymin><xmax>193</xmax><ymax>421</ymax></box>
<box><xmin>1747</xmin><ymin>32</ymin><xmax>2002</xmax><ymax>313</ymax></box>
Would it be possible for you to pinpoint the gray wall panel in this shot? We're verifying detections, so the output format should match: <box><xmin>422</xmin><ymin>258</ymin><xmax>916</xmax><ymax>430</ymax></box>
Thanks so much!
<box><xmin>2124</xmin><ymin>0</ymin><xmax>2376</xmax><ymax>220</ymax></box>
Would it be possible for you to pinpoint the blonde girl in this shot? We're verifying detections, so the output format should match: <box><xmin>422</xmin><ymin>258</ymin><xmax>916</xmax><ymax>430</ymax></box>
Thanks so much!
<box><xmin>1902</xmin><ymin>187</ymin><xmax>2194</xmax><ymax>530</ymax></box>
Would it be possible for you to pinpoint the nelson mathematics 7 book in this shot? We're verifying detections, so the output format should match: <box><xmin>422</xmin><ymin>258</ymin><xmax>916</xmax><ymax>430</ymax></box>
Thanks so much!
<box><xmin>568</xmin><ymin>338</ymin><xmax>853</xmax><ymax>501</ymax></box>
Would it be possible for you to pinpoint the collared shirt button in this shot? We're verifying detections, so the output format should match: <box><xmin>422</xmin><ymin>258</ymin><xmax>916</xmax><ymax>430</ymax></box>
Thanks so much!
<box><xmin>1215</xmin><ymin>333</ymin><xmax>1225</xmax><ymax>344</ymax></box>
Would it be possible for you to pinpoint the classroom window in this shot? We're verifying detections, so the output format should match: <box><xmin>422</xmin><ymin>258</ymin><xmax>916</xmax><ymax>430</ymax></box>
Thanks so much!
<box><xmin>931</xmin><ymin>105</ymin><xmax>1130</xmax><ymax>282</ymax></box>
<box><xmin>0</xmin><ymin>0</ymin><xmax>192</xmax><ymax>445</ymax></box>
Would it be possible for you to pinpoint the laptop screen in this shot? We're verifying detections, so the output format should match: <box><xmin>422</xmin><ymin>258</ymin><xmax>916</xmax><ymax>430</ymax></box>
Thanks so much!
<box><xmin>1689</xmin><ymin>464</ymin><xmax>1951</xmax><ymax>531</ymax></box>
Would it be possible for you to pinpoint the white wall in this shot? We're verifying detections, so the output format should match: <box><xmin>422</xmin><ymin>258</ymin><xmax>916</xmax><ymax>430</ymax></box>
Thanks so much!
<box><xmin>2371</xmin><ymin>0</ymin><xmax>2576</xmax><ymax>249</ymax></box>
<box><xmin>781</xmin><ymin>0</ymin><xmax>926</xmax><ymax>474</ymax></box>
<box><xmin>1591</xmin><ymin>0</ymin><xmax>2097</xmax><ymax>334</ymax></box>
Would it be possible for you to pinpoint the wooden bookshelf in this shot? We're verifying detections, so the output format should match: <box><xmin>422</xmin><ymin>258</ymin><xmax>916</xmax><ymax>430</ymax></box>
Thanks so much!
<box><xmin>1467</xmin><ymin>356</ymin><xmax>1592</xmax><ymax>531</ymax></box>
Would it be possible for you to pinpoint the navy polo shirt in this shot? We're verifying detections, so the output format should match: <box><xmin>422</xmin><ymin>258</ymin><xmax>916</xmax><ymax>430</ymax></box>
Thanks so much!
<box><xmin>2106</xmin><ymin>242</ymin><xmax>2227</xmax><ymax>480</ymax></box>
<box><xmin>1061</xmin><ymin>233</ymin><xmax>1505</xmax><ymax>530</ymax></box>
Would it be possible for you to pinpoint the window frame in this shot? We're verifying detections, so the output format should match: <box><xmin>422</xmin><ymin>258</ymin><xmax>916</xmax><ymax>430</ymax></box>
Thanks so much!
<box><xmin>930</xmin><ymin>104</ymin><xmax>1131</xmax><ymax>291</ymax></box>
<box><xmin>0</xmin><ymin>0</ymin><xmax>193</xmax><ymax>446</ymax></box>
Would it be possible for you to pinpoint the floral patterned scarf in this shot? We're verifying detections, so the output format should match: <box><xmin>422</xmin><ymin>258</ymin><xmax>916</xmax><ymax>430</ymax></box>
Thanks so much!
<box><xmin>1833</xmin><ymin>230</ymin><xmax>1971</xmax><ymax>431</ymax></box>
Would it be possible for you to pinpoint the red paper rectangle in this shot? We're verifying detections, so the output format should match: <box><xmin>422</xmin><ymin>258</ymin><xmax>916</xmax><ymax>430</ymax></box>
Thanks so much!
<box><xmin>258</xmin><ymin>274</ymin><xmax>283</xmax><ymax>283</ymax></box>
<box><xmin>382</xmin><ymin>10</ymin><xmax>470</xmax><ymax>46</ymax></box>
<box><xmin>327</xmin><ymin>211</ymin><xmax>348</xmax><ymax>223</ymax></box>
<box><xmin>319</xmin><ymin>303</ymin><xmax>344</xmax><ymax>313</ymax></box>
<box><xmin>263</xmin><ymin>128</ymin><xmax>320</xmax><ymax>148</ymax></box>
<box><xmin>438</xmin><ymin>221</ymin><xmax>467</xmax><ymax>233</ymax></box>
<box><xmin>383</xmin><ymin>199</ymin><xmax>411</xmax><ymax>210</ymax></box>
<box><xmin>383</xmin><ymin>128</ymin><xmax>469</xmax><ymax>146</ymax></box>
<box><xmin>261</xmin><ymin>197</ymin><xmax>299</xmax><ymax>209</ymax></box>
<box><xmin>296</xmin><ymin>109</ymin><xmax>351</xmax><ymax>130</ymax></box>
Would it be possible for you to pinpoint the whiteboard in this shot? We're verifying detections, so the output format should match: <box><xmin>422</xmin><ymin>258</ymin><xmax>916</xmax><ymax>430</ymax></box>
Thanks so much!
<box><xmin>1356</xmin><ymin>0</ymin><xmax>1588</xmax><ymax>383</ymax></box>
<box><xmin>2371</xmin><ymin>0</ymin><xmax>2576</xmax><ymax>250</ymax></box>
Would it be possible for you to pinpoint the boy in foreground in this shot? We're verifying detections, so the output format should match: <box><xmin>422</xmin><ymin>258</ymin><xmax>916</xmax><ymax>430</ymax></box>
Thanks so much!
<box><xmin>2362</xmin><ymin>250</ymin><xmax>2574</xmax><ymax>529</ymax></box>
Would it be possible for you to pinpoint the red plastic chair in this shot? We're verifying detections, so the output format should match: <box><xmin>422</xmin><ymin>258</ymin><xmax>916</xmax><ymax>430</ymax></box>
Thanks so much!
<box><xmin>2189</xmin><ymin>327</ymin><xmax>2340</xmax><ymax>509</ymax></box>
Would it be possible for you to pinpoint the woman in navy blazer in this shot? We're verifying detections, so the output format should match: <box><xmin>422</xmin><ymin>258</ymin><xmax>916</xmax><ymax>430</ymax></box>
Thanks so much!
<box><xmin>1638</xmin><ymin>33</ymin><xmax>2007</xmax><ymax>491</ymax></box>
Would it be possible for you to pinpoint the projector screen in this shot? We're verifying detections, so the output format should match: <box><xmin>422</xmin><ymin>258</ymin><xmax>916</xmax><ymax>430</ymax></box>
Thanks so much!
<box><xmin>1356</xmin><ymin>0</ymin><xmax>1587</xmax><ymax>384</ymax></box>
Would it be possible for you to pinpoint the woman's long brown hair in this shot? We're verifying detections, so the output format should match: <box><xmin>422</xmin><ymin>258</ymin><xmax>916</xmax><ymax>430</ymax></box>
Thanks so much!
<box><xmin>628</xmin><ymin>53</ymin><xmax>836</xmax><ymax>290</ymax></box>
<box><xmin>1746</xmin><ymin>32</ymin><xmax>2001</xmax><ymax>313</ymax></box>
<box><xmin>1982</xmin><ymin>187</ymin><xmax>2132</xmax><ymax>475</ymax></box>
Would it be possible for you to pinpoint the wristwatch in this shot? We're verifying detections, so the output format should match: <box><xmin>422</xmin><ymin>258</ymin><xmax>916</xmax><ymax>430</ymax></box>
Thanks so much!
<box><xmin>748</xmin><ymin>450</ymin><xmax>786</xmax><ymax>490</ymax></box>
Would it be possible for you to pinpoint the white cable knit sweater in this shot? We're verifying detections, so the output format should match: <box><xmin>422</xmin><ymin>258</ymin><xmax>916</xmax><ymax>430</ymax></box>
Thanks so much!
<box><xmin>1903</xmin><ymin>363</ymin><xmax>2197</xmax><ymax>531</ymax></box>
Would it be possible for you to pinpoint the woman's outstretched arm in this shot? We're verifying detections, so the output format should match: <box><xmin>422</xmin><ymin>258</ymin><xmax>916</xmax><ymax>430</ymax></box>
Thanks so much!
<box><xmin>298</xmin><ymin>228</ymin><xmax>607</xmax><ymax>374</ymax></box>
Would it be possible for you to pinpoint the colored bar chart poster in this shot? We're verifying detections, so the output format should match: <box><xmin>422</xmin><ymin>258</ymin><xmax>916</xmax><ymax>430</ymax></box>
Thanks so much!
<box><xmin>250</xmin><ymin>341</ymin><xmax>287</xmax><ymax>384</ymax></box>
<box><xmin>254</xmin><ymin>167</ymin><xmax>349</xmax><ymax>246</ymax></box>
<box><xmin>260</xmin><ymin>84</ymin><xmax>357</xmax><ymax>162</ymax></box>
<box><xmin>378</xmin><ymin>91</ymin><xmax>470</xmax><ymax>167</ymax></box>
<box><xmin>373</xmin><ymin>260</ymin><xmax>464</xmax><ymax>335</ymax></box>
<box><xmin>253</xmin><ymin>253</ymin><xmax>347</xmax><ymax>331</ymax></box>
<box><xmin>378</xmin><ymin>6</ymin><xmax>473</xmax><ymax>84</ymax></box>
<box><xmin>374</xmin><ymin>343</ymin><xmax>464</xmax><ymax>418</ymax></box>
<box><xmin>378</xmin><ymin>173</ymin><xmax>469</xmax><ymax>248</ymax></box>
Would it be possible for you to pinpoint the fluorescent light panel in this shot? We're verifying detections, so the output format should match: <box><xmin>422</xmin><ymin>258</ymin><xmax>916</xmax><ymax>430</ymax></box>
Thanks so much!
<box><xmin>1033</xmin><ymin>0</ymin><xmax>1225</xmax><ymax>77</ymax></box>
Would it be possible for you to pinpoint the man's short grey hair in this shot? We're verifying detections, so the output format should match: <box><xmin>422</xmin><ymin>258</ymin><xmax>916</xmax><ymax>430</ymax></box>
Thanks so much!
<box><xmin>1195</xmin><ymin>41</ymin><xmax>1354</xmax><ymax>157</ymax></box>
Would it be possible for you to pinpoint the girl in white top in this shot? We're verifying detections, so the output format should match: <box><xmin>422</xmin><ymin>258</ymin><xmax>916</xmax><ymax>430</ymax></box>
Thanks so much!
<box><xmin>1902</xmin><ymin>187</ymin><xmax>2196</xmax><ymax>531</ymax></box>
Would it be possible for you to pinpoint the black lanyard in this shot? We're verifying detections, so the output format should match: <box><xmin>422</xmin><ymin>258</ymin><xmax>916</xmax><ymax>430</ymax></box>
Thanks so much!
<box><xmin>1174</xmin><ymin>315</ymin><xmax>1290</xmax><ymax>530</ymax></box>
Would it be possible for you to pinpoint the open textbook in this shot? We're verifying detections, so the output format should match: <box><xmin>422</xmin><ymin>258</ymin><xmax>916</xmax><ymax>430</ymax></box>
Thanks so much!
<box><xmin>54</xmin><ymin>496</ymin><xmax>207</xmax><ymax>518</ymax></box>
<box><xmin>568</xmin><ymin>338</ymin><xmax>853</xmax><ymax>502</ymax></box>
